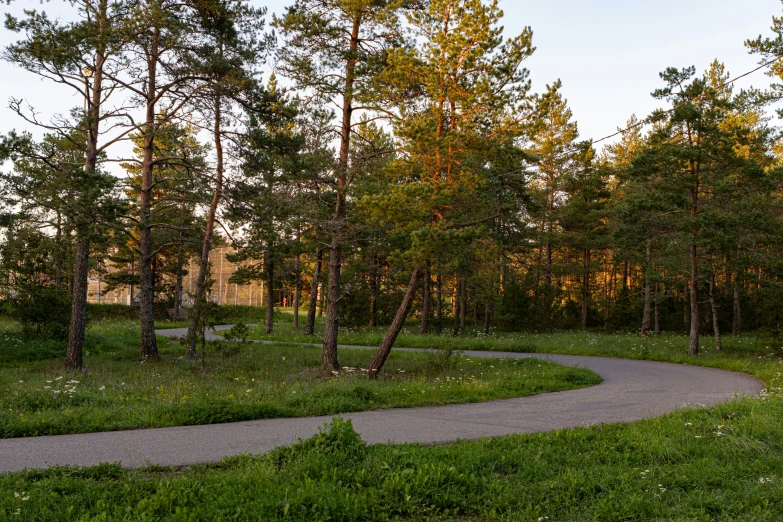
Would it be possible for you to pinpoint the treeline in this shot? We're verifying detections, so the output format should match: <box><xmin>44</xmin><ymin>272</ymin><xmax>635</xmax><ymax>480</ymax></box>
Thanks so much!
<box><xmin>2</xmin><ymin>0</ymin><xmax>783</xmax><ymax>374</ymax></box>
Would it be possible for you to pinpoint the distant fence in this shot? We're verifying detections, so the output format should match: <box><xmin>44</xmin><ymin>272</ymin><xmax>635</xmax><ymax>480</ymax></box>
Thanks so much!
<box><xmin>86</xmin><ymin>247</ymin><xmax>267</xmax><ymax>306</ymax></box>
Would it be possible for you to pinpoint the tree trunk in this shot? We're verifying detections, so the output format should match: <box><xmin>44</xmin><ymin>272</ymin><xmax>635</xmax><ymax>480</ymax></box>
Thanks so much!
<box><xmin>483</xmin><ymin>303</ymin><xmax>491</xmax><ymax>335</ymax></box>
<box><xmin>265</xmin><ymin>250</ymin><xmax>274</xmax><ymax>334</ymax></box>
<box><xmin>452</xmin><ymin>275</ymin><xmax>460</xmax><ymax>335</ymax></box>
<box><xmin>459</xmin><ymin>278</ymin><xmax>466</xmax><ymax>335</ymax></box>
<box><xmin>709</xmin><ymin>269</ymin><xmax>722</xmax><ymax>351</ymax></box>
<box><xmin>293</xmin><ymin>248</ymin><xmax>301</xmax><ymax>330</ymax></box>
<box><xmin>683</xmin><ymin>280</ymin><xmax>690</xmax><ymax>332</ymax></box>
<box><xmin>436</xmin><ymin>274</ymin><xmax>443</xmax><ymax>321</ymax></box>
<box><xmin>582</xmin><ymin>248</ymin><xmax>590</xmax><ymax>328</ymax></box>
<box><xmin>322</xmin><ymin>16</ymin><xmax>362</xmax><ymax>374</ymax></box>
<box><xmin>186</xmin><ymin>93</ymin><xmax>224</xmax><ymax>358</ymax></box>
<box><xmin>654</xmin><ymin>282</ymin><xmax>660</xmax><ymax>335</ymax></box>
<box><xmin>689</xmin><ymin>272</ymin><xmax>700</xmax><ymax>355</ymax></box>
<box><xmin>688</xmin><ymin>183</ymin><xmax>700</xmax><ymax>356</ymax></box>
<box><xmin>305</xmin><ymin>248</ymin><xmax>322</xmax><ymax>335</ymax></box>
<box><xmin>174</xmin><ymin>258</ymin><xmax>184</xmax><ymax>321</ymax></box>
<box><xmin>420</xmin><ymin>261</ymin><xmax>431</xmax><ymax>334</ymax></box>
<box><xmin>733</xmin><ymin>275</ymin><xmax>741</xmax><ymax>338</ymax></box>
<box><xmin>369</xmin><ymin>254</ymin><xmax>379</xmax><ymax>327</ymax></box>
<box><xmin>366</xmin><ymin>267</ymin><xmax>421</xmax><ymax>377</ymax></box>
<box><xmin>641</xmin><ymin>240</ymin><xmax>652</xmax><ymax>336</ymax></box>
<box><xmin>65</xmin><ymin>239</ymin><xmax>89</xmax><ymax>370</ymax></box>
<box><xmin>138</xmin><ymin>26</ymin><xmax>160</xmax><ymax>361</ymax></box>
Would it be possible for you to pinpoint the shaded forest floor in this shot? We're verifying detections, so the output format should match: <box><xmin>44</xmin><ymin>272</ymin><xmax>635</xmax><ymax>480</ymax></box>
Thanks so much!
<box><xmin>0</xmin><ymin>319</ymin><xmax>598</xmax><ymax>438</ymax></box>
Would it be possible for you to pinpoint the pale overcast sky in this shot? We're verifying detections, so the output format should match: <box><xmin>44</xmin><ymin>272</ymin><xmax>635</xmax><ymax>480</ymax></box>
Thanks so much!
<box><xmin>0</xmin><ymin>0</ymin><xmax>781</xmax><ymax>149</ymax></box>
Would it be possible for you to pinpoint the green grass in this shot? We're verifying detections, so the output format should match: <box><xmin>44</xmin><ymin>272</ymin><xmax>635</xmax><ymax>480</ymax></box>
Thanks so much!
<box><xmin>2</xmin><ymin>399</ymin><xmax>782</xmax><ymax>521</ymax></box>
<box><xmin>3</xmin><ymin>311</ymin><xmax>783</xmax><ymax>520</ymax></box>
<box><xmin>0</xmin><ymin>319</ymin><xmax>599</xmax><ymax>438</ymax></box>
<box><xmin>250</xmin><ymin>315</ymin><xmax>783</xmax><ymax>387</ymax></box>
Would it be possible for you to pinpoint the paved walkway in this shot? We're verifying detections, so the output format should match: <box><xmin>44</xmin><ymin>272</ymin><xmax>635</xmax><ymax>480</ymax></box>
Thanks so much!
<box><xmin>0</xmin><ymin>326</ymin><xmax>763</xmax><ymax>473</ymax></box>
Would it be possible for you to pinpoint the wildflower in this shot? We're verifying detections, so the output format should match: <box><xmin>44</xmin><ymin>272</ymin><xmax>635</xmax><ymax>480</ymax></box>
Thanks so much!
<box><xmin>99</xmin><ymin>386</ymin><xmax>106</xmax><ymax>391</ymax></box>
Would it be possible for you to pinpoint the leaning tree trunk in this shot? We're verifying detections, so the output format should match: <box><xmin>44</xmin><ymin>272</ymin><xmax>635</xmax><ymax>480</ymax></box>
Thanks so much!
<box><xmin>305</xmin><ymin>248</ymin><xmax>322</xmax><ymax>335</ymax></box>
<box><xmin>709</xmin><ymin>270</ymin><xmax>722</xmax><ymax>351</ymax></box>
<box><xmin>420</xmin><ymin>261</ymin><xmax>431</xmax><ymax>334</ymax></box>
<box><xmin>366</xmin><ymin>267</ymin><xmax>422</xmax><ymax>377</ymax></box>
<box><xmin>65</xmin><ymin>238</ymin><xmax>90</xmax><ymax>370</ymax></box>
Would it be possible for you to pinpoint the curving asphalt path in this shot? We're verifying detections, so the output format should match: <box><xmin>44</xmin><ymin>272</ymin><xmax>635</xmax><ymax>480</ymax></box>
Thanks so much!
<box><xmin>0</xmin><ymin>326</ymin><xmax>763</xmax><ymax>473</ymax></box>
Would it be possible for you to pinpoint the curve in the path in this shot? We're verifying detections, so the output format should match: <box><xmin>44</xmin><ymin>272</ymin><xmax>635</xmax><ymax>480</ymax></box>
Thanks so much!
<box><xmin>0</xmin><ymin>326</ymin><xmax>763</xmax><ymax>473</ymax></box>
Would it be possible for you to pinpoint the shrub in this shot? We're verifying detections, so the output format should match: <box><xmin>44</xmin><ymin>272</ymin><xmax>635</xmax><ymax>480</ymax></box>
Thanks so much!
<box><xmin>8</xmin><ymin>283</ymin><xmax>71</xmax><ymax>339</ymax></box>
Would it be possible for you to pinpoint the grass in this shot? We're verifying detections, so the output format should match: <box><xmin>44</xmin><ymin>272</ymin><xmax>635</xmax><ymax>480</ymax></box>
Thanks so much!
<box><xmin>2</xmin><ymin>399</ymin><xmax>782</xmax><ymax>520</ymax></box>
<box><xmin>249</xmin><ymin>314</ymin><xmax>783</xmax><ymax>386</ymax></box>
<box><xmin>3</xmin><ymin>309</ymin><xmax>783</xmax><ymax>520</ymax></box>
<box><xmin>0</xmin><ymin>319</ymin><xmax>599</xmax><ymax>438</ymax></box>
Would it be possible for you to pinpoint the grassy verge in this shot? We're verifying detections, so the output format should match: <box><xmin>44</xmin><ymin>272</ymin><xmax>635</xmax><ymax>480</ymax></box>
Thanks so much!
<box><xmin>2</xmin><ymin>398</ymin><xmax>782</xmax><ymax>521</ymax></box>
<box><xmin>248</xmin><ymin>317</ymin><xmax>783</xmax><ymax>386</ymax></box>
<box><xmin>0</xmin><ymin>320</ymin><xmax>599</xmax><ymax>438</ymax></box>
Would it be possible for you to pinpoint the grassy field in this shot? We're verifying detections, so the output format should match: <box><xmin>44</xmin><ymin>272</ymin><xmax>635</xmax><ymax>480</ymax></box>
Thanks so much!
<box><xmin>248</xmin><ymin>312</ymin><xmax>783</xmax><ymax>387</ymax></box>
<box><xmin>2</xmin><ymin>310</ymin><xmax>783</xmax><ymax>520</ymax></box>
<box><xmin>0</xmin><ymin>319</ymin><xmax>599</xmax><ymax>438</ymax></box>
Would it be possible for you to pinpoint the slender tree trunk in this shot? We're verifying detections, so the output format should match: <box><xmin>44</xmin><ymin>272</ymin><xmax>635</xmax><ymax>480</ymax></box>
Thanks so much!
<box><xmin>459</xmin><ymin>279</ymin><xmax>466</xmax><ymax>335</ymax></box>
<box><xmin>305</xmin><ymin>248</ymin><xmax>322</xmax><ymax>335</ymax></box>
<box><xmin>186</xmin><ymin>93</ymin><xmax>224</xmax><ymax>358</ymax></box>
<box><xmin>686</xmin><ymin>139</ymin><xmax>700</xmax><ymax>356</ymax></box>
<box><xmin>654</xmin><ymin>287</ymin><xmax>660</xmax><ymax>335</ymax></box>
<box><xmin>65</xmin><ymin>3</ymin><xmax>108</xmax><ymax>369</ymax></box>
<box><xmin>709</xmin><ymin>269</ymin><xmax>722</xmax><ymax>351</ymax></box>
<box><xmin>369</xmin><ymin>254</ymin><xmax>379</xmax><ymax>327</ymax></box>
<box><xmin>732</xmin><ymin>267</ymin><xmax>741</xmax><ymax>337</ymax></box>
<box><xmin>366</xmin><ymin>267</ymin><xmax>421</xmax><ymax>377</ymax></box>
<box><xmin>265</xmin><ymin>250</ymin><xmax>274</xmax><ymax>334</ymax></box>
<box><xmin>293</xmin><ymin>246</ymin><xmax>301</xmax><ymax>330</ymax></box>
<box><xmin>174</xmin><ymin>258</ymin><xmax>184</xmax><ymax>321</ymax></box>
<box><xmin>483</xmin><ymin>303</ymin><xmax>491</xmax><ymax>335</ymax></box>
<box><xmin>452</xmin><ymin>275</ymin><xmax>460</xmax><ymax>335</ymax></box>
<box><xmin>641</xmin><ymin>240</ymin><xmax>652</xmax><ymax>337</ymax></box>
<box><xmin>322</xmin><ymin>16</ymin><xmax>362</xmax><ymax>374</ymax></box>
<box><xmin>582</xmin><ymin>248</ymin><xmax>590</xmax><ymax>328</ymax></box>
<box><xmin>436</xmin><ymin>274</ymin><xmax>443</xmax><ymax>322</ymax></box>
<box><xmin>683</xmin><ymin>280</ymin><xmax>690</xmax><ymax>332</ymax></box>
<box><xmin>420</xmin><ymin>261</ymin><xmax>431</xmax><ymax>334</ymax></box>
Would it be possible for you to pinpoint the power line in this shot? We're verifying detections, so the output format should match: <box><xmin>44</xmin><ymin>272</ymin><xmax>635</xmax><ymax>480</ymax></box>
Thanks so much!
<box><xmin>557</xmin><ymin>57</ymin><xmax>778</xmax><ymax>160</ymax></box>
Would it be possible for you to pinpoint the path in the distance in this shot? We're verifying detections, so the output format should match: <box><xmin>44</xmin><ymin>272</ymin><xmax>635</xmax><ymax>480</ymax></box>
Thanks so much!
<box><xmin>0</xmin><ymin>326</ymin><xmax>763</xmax><ymax>473</ymax></box>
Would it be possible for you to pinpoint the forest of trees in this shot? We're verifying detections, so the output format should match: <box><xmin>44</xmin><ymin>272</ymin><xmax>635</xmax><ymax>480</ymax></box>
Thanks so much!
<box><xmin>3</xmin><ymin>0</ymin><xmax>783</xmax><ymax>375</ymax></box>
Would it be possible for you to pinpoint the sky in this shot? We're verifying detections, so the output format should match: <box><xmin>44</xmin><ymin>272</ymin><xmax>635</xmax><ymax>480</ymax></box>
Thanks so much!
<box><xmin>0</xmin><ymin>0</ymin><xmax>781</xmax><ymax>150</ymax></box>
